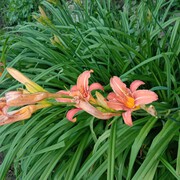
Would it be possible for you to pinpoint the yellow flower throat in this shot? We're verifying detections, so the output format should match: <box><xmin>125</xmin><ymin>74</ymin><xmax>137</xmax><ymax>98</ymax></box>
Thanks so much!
<box><xmin>124</xmin><ymin>96</ymin><xmax>135</xmax><ymax>109</ymax></box>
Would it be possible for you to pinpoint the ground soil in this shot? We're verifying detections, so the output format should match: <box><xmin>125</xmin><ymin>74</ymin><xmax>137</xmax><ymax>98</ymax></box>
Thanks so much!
<box><xmin>0</xmin><ymin>153</ymin><xmax>16</xmax><ymax>180</ymax></box>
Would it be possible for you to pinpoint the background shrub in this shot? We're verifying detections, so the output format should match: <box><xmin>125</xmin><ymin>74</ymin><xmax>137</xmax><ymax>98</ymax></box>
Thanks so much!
<box><xmin>0</xmin><ymin>0</ymin><xmax>42</xmax><ymax>26</ymax></box>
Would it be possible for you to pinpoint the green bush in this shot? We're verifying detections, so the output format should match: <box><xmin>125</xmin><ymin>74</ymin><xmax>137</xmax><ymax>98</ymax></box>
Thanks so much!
<box><xmin>0</xmin><ymin>0</ymin><xmax>42</xmax><ymax>26</ymax></box>
<box><xmin>0</xmin><ymin>0</ymin><xmax>180</xmax><ymax>179</ymax></box>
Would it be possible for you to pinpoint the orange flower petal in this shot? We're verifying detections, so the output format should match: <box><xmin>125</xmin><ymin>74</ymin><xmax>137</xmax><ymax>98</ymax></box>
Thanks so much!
<box><xmin>122</xmin><ymin>111</ymin><xmax>133</xmax><ymax>126</ymax></box>
<box><xmin>110</xmin><ymin>76</ymin><xmax>129</xmax><ymax>97</ymax></box>
<box><xmin>130</xmin><ymin>80</ymin><xmax>145</xmax><ymax>92</ymax></box>
<box><xmin>107</xmin><ymin>92</ymin><xmax>117</xmax><ymax>101</ymax></box>
<box><xmin>66</xmin><ymin>108</ymin><xmax>82</xmax><ymax>122</ymax></box>
<box><xmin>79</xmin><ymin>100</ymin><xmax>117</xmax><ymax>119</ymax></box>
<box><xmin>70</xmin><ymin>85</ymin><xmax>78</xmax><ymax>91</ymax></box>
<box><xmin>57</xmin><ymin>90</ymin><xmax>71</xmax><ymax>95</ymax></box>
<box><xmin>0</xmin><ymin>104</ymin><xmax>50</xmax><ymax>126</ymax></box>
<box><xmin>106</xmin><ymin>101</ymin><xmax>125</xmax><ymax>111</ymax></box>
<box><xmin>89</xmin><ymin>83</ymin><xmax>104</xmax><ymax>92</ymax></box>
<box><xmin>0</xmin><ymin>97</ymin><xmax>6</xmax><ymax>109</ymax></box>
<box><xmin>77</xmin><ymin>70</ymin><xmax>93</xmax><ymax>95</ymax></box>
<box><xmin>56</xmin><ymin>98</ymin><xmax>73</xmax><ymax>103</ymax></box>
<box><xmin>0</xmin><ymin>115</ymin><xmax>8</xmax><ymax>122</ymax></box>
<box><xmin>5</xmin><ymin>91</ymin><xmax>56</xmax><ymax>106</ymax></box>
<box><xmin>133</xmin><ymin>90</ymin><xmax>158</xmax><ymax>106</ymax></box>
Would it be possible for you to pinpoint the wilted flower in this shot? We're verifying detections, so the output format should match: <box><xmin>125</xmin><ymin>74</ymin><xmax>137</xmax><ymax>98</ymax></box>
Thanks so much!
<box><xmin>5</xmin><ymin>91</ymin><xmax>56</xmax><ymax>107</ymax></box>
<box><xmin>0</xmin><ymin>103</ymin><xmax>50</xmax><ymax>126</ymax></box>
<box><xmin>0</xmin><ymin>68</ymin><xmax>59</xmax><ymax>126</ymax></box>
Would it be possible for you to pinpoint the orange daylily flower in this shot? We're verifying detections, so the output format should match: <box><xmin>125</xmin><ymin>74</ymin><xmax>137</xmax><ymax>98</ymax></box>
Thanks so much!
<box><xmin>56</xmin><ymin>70</ymin><xmax>116</xmax><ymax>122</ymax></box>
<box><xmin>56</xmin><ymin>70</ymin><xmax>102</xmax><ymax>103</ymax></box>
<box><xmin>107</xmin><ymin>76</ymin><xmax>158</xmax><ymax>126</ymax></box>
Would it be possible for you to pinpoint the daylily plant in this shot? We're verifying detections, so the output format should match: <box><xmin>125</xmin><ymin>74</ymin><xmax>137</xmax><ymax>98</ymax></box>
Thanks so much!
<box><xmin>0</xmin><ymin>68</ymin><xmax>158</xmax><ymax>126</ymax></box>
<box><xmin>107</xmin><ymin>76</ymin><xmax>158</xmax><ymax>126</ymax></box>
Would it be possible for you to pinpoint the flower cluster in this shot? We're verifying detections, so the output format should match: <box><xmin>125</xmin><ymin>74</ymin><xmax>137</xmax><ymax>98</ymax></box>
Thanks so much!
<box><xmin>0</xmin><ymin>68</ymin><xmax>158</xmax><ymax>126</ymax></box>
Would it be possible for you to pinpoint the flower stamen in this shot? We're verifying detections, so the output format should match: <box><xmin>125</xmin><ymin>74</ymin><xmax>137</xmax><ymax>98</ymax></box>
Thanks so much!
<box><xmin>124</xmin><ymin>96</ymin><xmax>135</xmax><ymax>109</ymax></box>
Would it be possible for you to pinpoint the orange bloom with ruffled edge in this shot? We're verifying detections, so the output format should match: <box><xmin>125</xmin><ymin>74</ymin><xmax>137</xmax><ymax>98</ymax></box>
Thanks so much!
<box><xmin>56</xmin><ymin>70</ymin><xmax>118</xmax><ymax>122</ymax></box>
<box><xmin>107</xmin><ymin>76</ymin><xmax>158</xmax><ymax>126</ymax></box>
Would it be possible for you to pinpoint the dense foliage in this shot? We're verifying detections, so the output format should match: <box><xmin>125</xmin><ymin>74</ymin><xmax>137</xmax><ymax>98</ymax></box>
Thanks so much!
<box><xmin>0</xmin><ymin>0</ymin><xmax>180</xmax><ymax>179</ymax></box>
<box><xmin>0</xmin><ymin>0</ymin><xmax>42</xmax><ymax>26</ymax></box>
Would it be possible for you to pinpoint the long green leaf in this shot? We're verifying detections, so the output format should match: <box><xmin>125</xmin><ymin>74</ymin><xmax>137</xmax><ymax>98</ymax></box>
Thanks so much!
<box><xmin>107</xmin><ymin>120</ymin><xmax>117</xmax><ymax>180</ymax></box>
